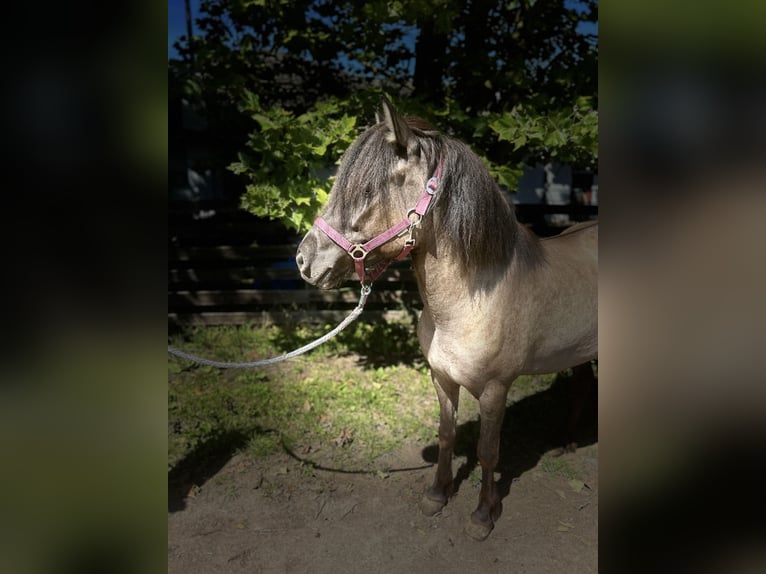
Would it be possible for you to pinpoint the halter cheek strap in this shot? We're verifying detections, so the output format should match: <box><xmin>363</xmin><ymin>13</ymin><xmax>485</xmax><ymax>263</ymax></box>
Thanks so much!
<box><xmin>315</xmin><ymin>159</ymin><xmax>443</xmax><ymax>286</ymax></box>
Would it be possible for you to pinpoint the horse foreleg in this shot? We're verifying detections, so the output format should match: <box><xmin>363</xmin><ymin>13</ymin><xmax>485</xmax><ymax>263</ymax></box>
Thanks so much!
<box><xmin>420</xmin><ymin>374</ymin><xmax>460</xmax><ymax>516</ymax></box>
<box><xmin>464</xmin><ymin>380</ymin><xmax>508</xmax><ymax>541</ymax></box>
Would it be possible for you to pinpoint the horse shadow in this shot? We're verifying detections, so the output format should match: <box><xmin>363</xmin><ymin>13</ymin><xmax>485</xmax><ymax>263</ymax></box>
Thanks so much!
<box><xmin>168</xmin><ymin>429</ymin><xmax>258</xmax><ymax>512</ymax></box>
<box><xmin>421</xmin><ymin>368</ymin><xmax>598</xmax><ymax>502</ymax></box>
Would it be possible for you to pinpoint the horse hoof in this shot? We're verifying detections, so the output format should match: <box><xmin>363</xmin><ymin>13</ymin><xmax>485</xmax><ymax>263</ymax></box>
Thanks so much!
<box><xmin>419</xmin><ymin>495</ymin><xmax>447</xmax><ymax>516</ymax></box>
<box><xmin>463</xmin><ymin>516</ymin><xmax>494</xmax><ymax>541</ymax></box>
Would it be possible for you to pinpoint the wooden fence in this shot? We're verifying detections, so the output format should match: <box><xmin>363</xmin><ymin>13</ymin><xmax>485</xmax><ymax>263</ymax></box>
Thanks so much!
<box><xmin>169</xmin><ymin>201</ymin><xmax>596</xmax><ymax>326</ymax></box>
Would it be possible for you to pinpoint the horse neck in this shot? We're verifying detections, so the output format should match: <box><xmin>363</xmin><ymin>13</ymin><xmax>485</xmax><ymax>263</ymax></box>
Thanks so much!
<box><xmin>406</xmin><ymin>135</ymin><xmax>543</xmax><ymax>316</ymax></box>
<box><xmin>409</xmin><ymin>212</ymin><xmax>540</xmax><ymax>319</ymax></box>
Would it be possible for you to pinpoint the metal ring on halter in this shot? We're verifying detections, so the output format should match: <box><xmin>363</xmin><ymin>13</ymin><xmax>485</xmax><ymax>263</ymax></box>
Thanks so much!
<box><xmin>407</xmin><ymin>209</ymin><xmax>422</xmax><ymax>225</ymax></box>
<box><xmin>426</xmin><ymin>177</ymin><xmax>438</xmax><ymax>194</ymax></box>
<box><xmin>349</xmin><ymin>244</ymin><xmax>368</xmax><ymax>260</ymax></box>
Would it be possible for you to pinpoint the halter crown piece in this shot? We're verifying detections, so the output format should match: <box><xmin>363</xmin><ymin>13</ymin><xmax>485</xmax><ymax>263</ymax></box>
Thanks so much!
<box><xmin>315</xmin><ymin>159</ymin><xmax>444</xmax><ymax>287</ymax></box>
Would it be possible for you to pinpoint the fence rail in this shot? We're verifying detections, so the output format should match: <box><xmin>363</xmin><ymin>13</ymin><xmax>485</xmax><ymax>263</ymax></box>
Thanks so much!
<box><xmin>168</xmin><ymin>202</ymin><xmax>596</xmax><ymax>326</ymax></box>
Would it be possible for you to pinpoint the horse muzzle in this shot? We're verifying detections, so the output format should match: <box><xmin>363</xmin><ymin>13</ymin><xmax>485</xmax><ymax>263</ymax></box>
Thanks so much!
<box><xmin>296</xmin><ymin>229</ymin><xmax>353</xmax><ymax>290</ymax></box>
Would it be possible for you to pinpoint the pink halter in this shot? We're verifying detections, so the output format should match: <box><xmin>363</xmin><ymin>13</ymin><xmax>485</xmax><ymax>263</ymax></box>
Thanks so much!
<box><xmin>314</xmin><ymin>160</ymin><xmax>443</xmax><ymax>286</ymax></box>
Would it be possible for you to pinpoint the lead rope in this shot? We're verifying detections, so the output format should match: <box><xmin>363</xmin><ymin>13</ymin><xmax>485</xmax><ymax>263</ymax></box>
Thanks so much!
<box><xmin>167</xmin><ymin>285</ymin><xmax>372</xmax><ymax>369</ymax></box>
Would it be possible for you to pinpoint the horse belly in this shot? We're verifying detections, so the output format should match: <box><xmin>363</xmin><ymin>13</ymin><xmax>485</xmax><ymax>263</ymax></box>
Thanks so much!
<box><xmin>522</xmin><ymin>331</ymin><xmax>598</xmax><ymax>375</ymax></box>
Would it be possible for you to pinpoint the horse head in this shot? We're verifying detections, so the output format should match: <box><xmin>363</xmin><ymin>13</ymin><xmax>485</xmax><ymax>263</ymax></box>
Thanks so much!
<box><xmin>296</xmin><ymin>98</ymin><xmax>438</xmax><ymax>289</ymax></box>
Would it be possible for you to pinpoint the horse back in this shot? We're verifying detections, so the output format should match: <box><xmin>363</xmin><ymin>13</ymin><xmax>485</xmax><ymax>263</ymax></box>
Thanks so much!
<box><xmin>542</xmin><ymin>221</ymin><xmax>598</xmax><ymax>264</ymax></box>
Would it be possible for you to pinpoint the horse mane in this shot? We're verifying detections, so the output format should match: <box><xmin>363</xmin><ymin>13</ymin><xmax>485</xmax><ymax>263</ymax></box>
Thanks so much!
<box><xmin>407</xmin><ymin>118</ymin><xmax>543</xmax><ymax>274</ymax></box>
<box><xmin>333</xmin><ymin>115</ymin><xmax>543</xmax><ymax>274</ymax></box>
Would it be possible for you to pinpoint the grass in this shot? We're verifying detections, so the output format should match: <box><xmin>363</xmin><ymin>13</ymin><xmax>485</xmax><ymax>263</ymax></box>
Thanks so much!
<box><xmin>540</xmin><ymin>455</ymin><xmax>580</xmax><ymax>480</ymax></box>
<box><xmin>168</xmin><ymin>319</ymin><xmax>437</xmax><ymax>471</ymax></box>
<box><xmin>168</xmin><ymin>319</ymin><xmax>572</xmax><ymax>476</ymax></box>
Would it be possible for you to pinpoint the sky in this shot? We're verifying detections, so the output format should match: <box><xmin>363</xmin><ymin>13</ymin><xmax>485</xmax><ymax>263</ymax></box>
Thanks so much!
<box><xmin>168</xmin><ymin>0</ymin><xmax>597</xmax><ymax>61</ymax></box>
<box><xmin>168</xmin><ymin>0</ymin><xmax>201</xmax><ymax>60</ymax></box>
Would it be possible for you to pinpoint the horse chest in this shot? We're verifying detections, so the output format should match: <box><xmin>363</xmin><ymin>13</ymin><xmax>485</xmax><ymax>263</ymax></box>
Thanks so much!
<box><xmin>420</xmin><ymin>323</ymin><xmax>515</xmax><ymax>395</ymax></box>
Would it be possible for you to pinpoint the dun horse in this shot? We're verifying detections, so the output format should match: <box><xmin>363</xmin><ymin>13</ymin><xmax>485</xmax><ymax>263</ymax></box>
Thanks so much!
<box><xmin>296</xmin><ymin>98</ymin><xmax>597</xmax><ymax>540</ymax></box>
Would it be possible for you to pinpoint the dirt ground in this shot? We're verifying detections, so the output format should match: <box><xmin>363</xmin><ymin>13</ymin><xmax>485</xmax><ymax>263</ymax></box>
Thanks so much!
<box><xmin>168</xmin><ymin>432</ymin><xmax>598</xmax><ymax>573</ymax></box>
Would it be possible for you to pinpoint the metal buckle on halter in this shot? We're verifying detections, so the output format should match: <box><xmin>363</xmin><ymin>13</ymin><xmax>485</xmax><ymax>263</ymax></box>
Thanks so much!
<box><xmin>426</xmin><ymin>177</ymin><xmax>438</xmax><ymax>195</ymax></box>
<box><xmin>349</xmin><ymin>244</ymin><xmax>368</xmax><ymax>260</ymax></box>
<box><xmin>403</xmin><ymin>217</ymin><xmax>419</xmax><ymax>247</ymax></box>
<box><xmin>406</xmin><ymin>208</ymin><xmax>423</xmax><ymax>226</ymax></box>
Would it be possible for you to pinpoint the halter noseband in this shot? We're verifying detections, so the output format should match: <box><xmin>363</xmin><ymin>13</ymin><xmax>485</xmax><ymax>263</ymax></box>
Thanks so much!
<box><xmin>314</xmin><ymin>159</ymin><xmax>444</xmax><ymax>286</ymax></box>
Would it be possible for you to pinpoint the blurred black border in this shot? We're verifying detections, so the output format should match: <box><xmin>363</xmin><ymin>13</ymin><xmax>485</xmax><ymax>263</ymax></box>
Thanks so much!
<box><xmin>3</xmin><ymin>1</ymin><xmax>766</xmax><ymax>572</ymax></box>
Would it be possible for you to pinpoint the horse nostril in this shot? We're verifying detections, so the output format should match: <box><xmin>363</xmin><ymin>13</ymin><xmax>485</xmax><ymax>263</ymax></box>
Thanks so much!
<box><xmin>296</xmin><ymin>251</ymin><xmax>304</xmax><ymax>269</ymax></box>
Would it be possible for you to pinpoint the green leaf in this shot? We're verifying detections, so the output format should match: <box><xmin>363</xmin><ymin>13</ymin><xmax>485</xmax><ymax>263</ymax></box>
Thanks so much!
<box><xmin>293</xmin><ymin>196</ymin><xmax>312</xmax><ymax>206</ymax></box>
<box><xmin>252</xmin><ymin>113</ymin><xmax>277</xmax><ymax>130</ymax></box>
<box><xmin>309</xmin><ymin>142</ymin><xmax>328</xmax><ymax>155</ymax></box>
<box><xmin>314</xmin><ymin>187</ymin><xmax>329</xmax><ymax>205</ymax></box>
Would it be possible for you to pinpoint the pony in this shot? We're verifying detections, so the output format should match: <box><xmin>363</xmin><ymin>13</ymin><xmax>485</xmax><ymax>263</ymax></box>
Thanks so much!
<box><xmin>296</xmin><ymin>98</ymin><xmax>597</xmax><ymax>540</ymax></box>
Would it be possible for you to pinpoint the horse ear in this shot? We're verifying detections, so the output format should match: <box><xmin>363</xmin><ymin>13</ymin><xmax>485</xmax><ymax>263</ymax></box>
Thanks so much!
<box><xmin>381</xmin><ymin>96</ymin><xmax>414</xmax><ymax>154</ymax></box>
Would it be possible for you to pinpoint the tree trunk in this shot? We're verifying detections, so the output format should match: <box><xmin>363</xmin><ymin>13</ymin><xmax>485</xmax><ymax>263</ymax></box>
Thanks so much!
<box><xmin>413</xmin><ymin>16</ymin><xmax>448</xmax><ymax>101</ymax></box>
<box><xmin>460</xmin><ymin>0</ymin><xmax>494</xmax><ymax>110</ymax></box>
<box><xmin>185</xmin><ymin>0</ymin><xmax>194</xmax><ymax>61</ymax></box>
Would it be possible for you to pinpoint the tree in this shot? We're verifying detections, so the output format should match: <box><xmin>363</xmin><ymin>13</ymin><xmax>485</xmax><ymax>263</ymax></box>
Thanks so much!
<box><xmin>169</xmin><ymin>0</ymin><xmax>598</xmax><ymax>233</ymax></box>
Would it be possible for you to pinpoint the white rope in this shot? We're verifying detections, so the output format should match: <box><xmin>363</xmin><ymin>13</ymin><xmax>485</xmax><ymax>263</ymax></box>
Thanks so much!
<box><xmin>167</xmin><ymin>285</ymin><xmax>371</xmax><ymax>369</ymax></box>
